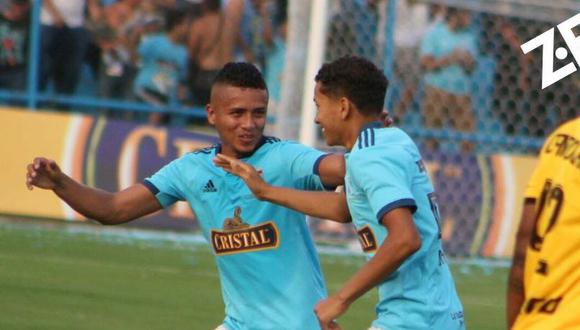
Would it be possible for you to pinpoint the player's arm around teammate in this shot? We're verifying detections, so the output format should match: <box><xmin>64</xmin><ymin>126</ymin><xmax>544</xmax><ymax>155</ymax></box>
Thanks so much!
<box><xmin>25</xmin><ymin>157</ymin><xmax>162</xmax><ymax>224</ymax></box>
<box><xmin>214</xmin><ymin>153</ymin><xmax>351</xmax><ymax>222</ymax></box>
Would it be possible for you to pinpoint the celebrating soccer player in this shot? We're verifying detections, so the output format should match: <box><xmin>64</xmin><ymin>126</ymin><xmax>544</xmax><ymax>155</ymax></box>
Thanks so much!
<box><xmin>214</xmin><ymin>56</ymin><xmax>465</xmax><ymax>330</ymax></box>
<box><xmin>26</xmin><ymin>62</ymin><xmax>347</xmax><ymax>330</ymax></box>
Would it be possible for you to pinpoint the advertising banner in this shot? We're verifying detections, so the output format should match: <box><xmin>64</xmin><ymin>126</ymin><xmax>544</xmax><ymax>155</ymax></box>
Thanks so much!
<box><xmin>0</xmin><ymin>107</ymin><xmax>539</xmax><ymax>257</ymax></box>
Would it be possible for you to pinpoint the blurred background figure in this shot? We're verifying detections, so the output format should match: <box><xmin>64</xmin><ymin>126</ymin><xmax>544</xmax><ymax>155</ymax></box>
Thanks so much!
<box><xmin>420</xmin><ymin>8</ymin><xmax>477</xmax><ymax>153</ymax></box>
<box><xmin>389</xmin><ymin>1</ymin><xmax>443</xmax><ymax>122</ymax></box>
<box><xmin>90</xmin><ymin>0</ymin><xmax>144</xmax><ymax>103</ymax></box>
<box><xmin>133</xmin><ymin>8</ymin><xmax>189</xmax><ymax>125</ymax></box>
<box><xmin>0</xmin><ymin>0</ymin><xmax>29</xmax><ymax>92</ymax></box>
<box><xmin>263</xmin><ymin>0</ymin><xmax>287</xmax><ymax>109</ymax></box>
<box><xmin>480</xmin><ymin>15</ymin><xmax>530</xmax><ymax>137</ymax></box>
<box><xmin>222</xmin><ymin>0</ymin><xmax>273</xmax><ymax>69</ymax></box>
<box><xmin>187</xmin><ymin>0</ymin><xmax>229</xmax><ymax>107</ymax></box>
<box><xmin>39</xmin><ymin>0</ymin><xmax>92</xmax><ymax>95</ymax></box>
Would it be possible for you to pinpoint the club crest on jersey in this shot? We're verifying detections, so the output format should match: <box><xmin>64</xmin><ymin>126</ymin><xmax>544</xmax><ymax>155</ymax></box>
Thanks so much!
<box><xmin>357</xmin><ymin>225</ymin><xmax>378</xmax><ymax>252</ymax></box>
<box><xmin>211</xmin><ymin>207</ymin><xmax>279</xmax><ymax>255</ymax></box>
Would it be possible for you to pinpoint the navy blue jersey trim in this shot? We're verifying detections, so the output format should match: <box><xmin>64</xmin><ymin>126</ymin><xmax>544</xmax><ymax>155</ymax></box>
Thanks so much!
<box><xmin>265</xmin><ymin>136</ymin><xmax>281</xmax><ymax>143</ymax></box>
<box><xmin>363</xmin><ymin>129</ymin><xmax>369</xmax><ymax>148</ymax></box>
<box><xmin>376</xmin><ymin>198</ymin><xmax>417</xmax><ymax>223</ymax></box>
<box><xmin>313</xmin><ymin>153</ymin><xmax>331</xmax><ymax>175</ymax></box>
<box><xmin>142</xmin><ymin>180</ymin><xmax>159</xmax><ymax>195</ymax></box>
<box><xmin>314</xmin><ymin>154</ymin><xmax>338</xmax><ymax>191</ymax></box>
<box><xmin>370</xmin><ymin>128</ymin><xmax>375</xmax><ymax>146</ymax></box>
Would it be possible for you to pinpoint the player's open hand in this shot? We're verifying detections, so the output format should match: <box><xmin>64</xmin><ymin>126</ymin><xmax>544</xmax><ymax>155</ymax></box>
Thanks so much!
<box><xmin>315</xmin><ymin>295</ymin><xmax>349</xmax><ymax>330</ymax></box>
<box><xmin>26</xmin><ymin>157</ymin><xmax>63</xmax><ymax>191</ymax></box>
<box><xmin>213</xmin><ymin>153</ymin><xmax>269</xmax><ymax>200</ymax></box>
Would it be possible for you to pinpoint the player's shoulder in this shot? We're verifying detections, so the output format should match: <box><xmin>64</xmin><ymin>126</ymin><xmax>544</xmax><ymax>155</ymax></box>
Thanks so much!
<box><xmin>351</xmin><ymin>127</ymin><xmax>415</xmax><ymax>165</ymax></box>
<box><xmin>541</xmin><ymin>118</ymin><xmax>580</xmax><ymax>153</ymax></box>
<box><xmin>180</xmin><ymin>144</ymin><xmax>220</xmax><ymax>164</ymax></box>
<box><xmin>554</xmin><ymin>117</ymin><xmax>580</xmax><ymax>138</ymax></box>
<box><xmin>355</xmin><ymin>127</ymin><xmax>413</xmax><ymax>151</ymax></box>
<box><xmin>261</xmin><ymin>136</ymin><xmax>313</xmax><ymax>152</ymax></box>
<box><xmin>191</xmin><ymin>143</ymin><xmax>219</xmax><ymax>156</ymax></box>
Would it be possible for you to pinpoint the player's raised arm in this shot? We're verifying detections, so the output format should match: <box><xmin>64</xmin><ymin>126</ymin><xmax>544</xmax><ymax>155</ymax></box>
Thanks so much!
<box><xmin>214</xmin><ymin>153</ymin><xmax>351</xmax><ymax>222</ymax></box>
<box><xmin>26</xmin><ymin>157</ymin><xmax>162</xmax><ymax>225</ymax></box>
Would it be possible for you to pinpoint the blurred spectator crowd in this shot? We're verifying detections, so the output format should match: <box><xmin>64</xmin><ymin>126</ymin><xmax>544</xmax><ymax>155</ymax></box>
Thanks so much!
<box><xmin>0</xmin><ymin>0</ymin><xmax>577</xmax><ymax>138</ymax></box>
<box><xmin>0</xmin><ymin>0</ymin><xmax>287</xmax><ymax>124</ymax></box>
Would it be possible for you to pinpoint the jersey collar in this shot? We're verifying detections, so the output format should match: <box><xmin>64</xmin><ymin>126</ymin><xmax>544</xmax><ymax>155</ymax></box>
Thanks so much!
<box><xmin>214</xmin><ymin>136</ymin><xmax>268</xmax><ymax>159</ymax></box>
<box><xmin>359</xmin><ymin>121</ymin><xmax>383</xmax><ymax>133</ymax></box>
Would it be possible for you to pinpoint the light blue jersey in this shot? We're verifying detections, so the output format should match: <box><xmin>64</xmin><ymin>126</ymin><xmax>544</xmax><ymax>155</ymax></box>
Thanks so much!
<box><xmin>133</xmin><ymin>34</ymin><xmax>188</xmax><ymax>97</ymax></box>
<box><xmin>345</xmin><ymin>122</ymin><xmax>465</xmax><ymax>330</ymax></box>
<box><xmin>144</xmin><ymin>137</ymin><xmax>328</xmax><ymax>330</ymax></box>
<box><xmin>420</xmin><ymin>21</ymin><xmax>477</xmax><ymax>95</ymax></box>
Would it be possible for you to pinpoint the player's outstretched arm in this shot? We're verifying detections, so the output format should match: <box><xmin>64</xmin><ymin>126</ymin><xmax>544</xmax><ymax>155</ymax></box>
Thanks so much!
<box><xmin>507</xmin><ymin>199</ymin><xmax>536</xmax><ymax>328</ymax></box>
<box><xmin>315</xmin><ymin>207</ymin><xmax>421</xmax><ymax>328</ymax></box>
<box><xmin>214</xmin><ymin>154</ymin><xmax>351</xmax><ymax>222</ymax></box>
<box><xmin>26</xmin><ymin>157</ymin><xmax>162</xmax><ymax>225</ymax></box>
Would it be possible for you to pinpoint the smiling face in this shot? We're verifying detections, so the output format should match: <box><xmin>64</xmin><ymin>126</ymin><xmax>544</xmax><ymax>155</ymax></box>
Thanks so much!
<box><xmin>207</xmin><ymin>84</ymin><xmax>268</xmax><ymax>158</ymax></box>
<box><xmin>314</xmin><ymin>82</ymin><xmax>346</xmax><ymax>147</ymax></box>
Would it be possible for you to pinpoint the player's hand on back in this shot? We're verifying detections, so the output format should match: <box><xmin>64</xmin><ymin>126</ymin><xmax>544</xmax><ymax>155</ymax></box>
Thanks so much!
<box><xmin>213</xmin><ymin>153</ymin><xmax>269</xmax><ymax>200</ymax></box>
<box><xmin>26</xmin><ymin>157</ymin><xmax>64</xmax><ymax>191</ymax></box>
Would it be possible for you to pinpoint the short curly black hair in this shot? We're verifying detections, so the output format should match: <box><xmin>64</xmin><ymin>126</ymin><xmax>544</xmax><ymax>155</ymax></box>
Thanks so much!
<box><xmin>315</xmin><ymin>56</ymin><xmax>388</xmax><ymax>116</ymax></box>
<box><xmin>213</xmin><ymin>62</ymin><xmax>267</xmax><ymax>91</ymax></box>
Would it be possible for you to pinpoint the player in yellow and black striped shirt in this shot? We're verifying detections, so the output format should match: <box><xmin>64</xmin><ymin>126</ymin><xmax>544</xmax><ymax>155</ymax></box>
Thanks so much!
<box><xmin>508</xmin><ymin>117</ymin><xmax>580</xmax><ymax>329</ymax></box>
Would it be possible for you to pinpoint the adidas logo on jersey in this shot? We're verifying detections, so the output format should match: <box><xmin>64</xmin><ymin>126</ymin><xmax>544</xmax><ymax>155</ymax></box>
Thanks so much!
<box><xmin>203</xmin><ymin>180</ymin><xmax>217</xmax><ymax>192</ymax></box>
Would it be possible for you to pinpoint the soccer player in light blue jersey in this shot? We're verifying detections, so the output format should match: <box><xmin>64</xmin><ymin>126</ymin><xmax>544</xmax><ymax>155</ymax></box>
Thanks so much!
<box><xmin>25</xmin><ymin>62</ymin><xmax>346</xmax><ymax>330</ymax></box>
<box><xmin>215</xmin><ymin>56</ymin><xmax>465</xmax><ymax>330</ymax></box>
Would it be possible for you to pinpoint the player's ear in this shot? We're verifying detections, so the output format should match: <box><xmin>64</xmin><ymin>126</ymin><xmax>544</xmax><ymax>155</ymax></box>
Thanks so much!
<box><xmin>339</xmin><ymin>96</ymin><xmax>351</xmax><ymax>120</ymax></box>
<box><xmin>206</xmin><ymin>104</ymin><xmax>216</xmax><ymax>125</ymax></box>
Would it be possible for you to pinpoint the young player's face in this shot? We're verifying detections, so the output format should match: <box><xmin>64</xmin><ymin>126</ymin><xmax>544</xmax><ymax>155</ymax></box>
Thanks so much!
<box><xmin>314</xmin><ymin>82</ymin><xmax>344</xmax><ymax>146</ymax></box>
<box><xmin>207</xmin><ymin>85</ymin><xmax>268</xmax><ymax>158</ymax></box>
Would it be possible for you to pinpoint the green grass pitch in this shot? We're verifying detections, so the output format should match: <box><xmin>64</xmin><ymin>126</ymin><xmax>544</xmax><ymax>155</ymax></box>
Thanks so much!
<box><xmin>0</xmin><ymin>220</ymin><xmax>507</xmax><ymax>329</ymax></box>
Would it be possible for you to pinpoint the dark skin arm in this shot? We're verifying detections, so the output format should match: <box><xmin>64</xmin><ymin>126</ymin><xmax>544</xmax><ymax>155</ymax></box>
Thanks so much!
<box><xmin>315</xmin><ymin>208</ymin><xmax>421</xmax><ymax>329</ymax></box>
<box><xmin>316</xmin><ymin>154</ymin><xmax>346</xmax><ymax>188</ymax></box>
<box><xmin>26</xmin><ymin>157</ymin><xmax>162</xmax><ymax>225</ymax></box>
<box><xmin>507</xmin><ymin>198</ymin><xmax>536</xmax><ymax>328</ymax></box>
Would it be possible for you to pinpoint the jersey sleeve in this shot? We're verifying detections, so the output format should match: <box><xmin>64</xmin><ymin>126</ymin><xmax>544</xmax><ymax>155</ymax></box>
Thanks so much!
<box><xmin>351</xmin><ymin>147</ymin><xmax>417</xmax><ymax>223</ymax></box>
<box><xmin>278</xmin><ymin>141</ymin><xmax>329</xmax><ymax>191</ymax></box>
<box><xmin>143</xmin><ymin>159</ymin><xmax>185</xmax><ymax>208</ymax></box>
